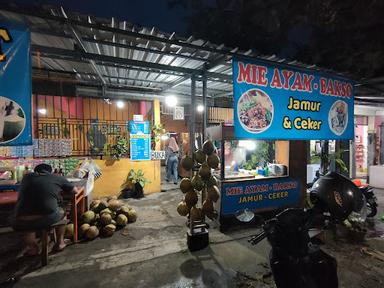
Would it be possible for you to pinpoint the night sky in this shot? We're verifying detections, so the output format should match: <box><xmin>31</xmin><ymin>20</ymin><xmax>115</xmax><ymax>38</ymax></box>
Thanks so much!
<box><xmin>9</xmin><ymin>0</ymin><xmax>190</xmax><ymax>35</ymax></box>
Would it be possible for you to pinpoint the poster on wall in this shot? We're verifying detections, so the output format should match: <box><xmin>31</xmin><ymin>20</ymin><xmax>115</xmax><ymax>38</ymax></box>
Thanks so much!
<box><xmin>129</xmin><ymin>120</ymin><xmax>151</xmax><ymax>161</ymax></box>
<box><xmin>0</xmin><ymin>22</ymin><xmax>32</xmax><ymax>146</ymax></box>
<box><xmin>233</xmin><ymin>57</ymin><xmax>354</xmax><ymax>140</ymax></box>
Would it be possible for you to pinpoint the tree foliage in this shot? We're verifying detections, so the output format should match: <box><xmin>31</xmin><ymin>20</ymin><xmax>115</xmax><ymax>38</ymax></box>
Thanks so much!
<box><xmin>169</xmin><ymin>0</ymin><xmax>384</xmax><ymax>78</ymax></box>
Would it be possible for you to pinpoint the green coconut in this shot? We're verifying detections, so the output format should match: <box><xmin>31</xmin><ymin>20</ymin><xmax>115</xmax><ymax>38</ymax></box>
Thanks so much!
<box><xmin>206</xmin><ymin>175</ymin><xmax>218</xmax><ymax>188</ymax></box>
<box><xmin>100</xmin><ymin>208</ymin><xmax>113</xmax><ymax>216</ymax></box>
<box><xmin>118</xmin><ymin>206</ymin><xmax>131</xmax><ymax>217</ymax></box>
<box><xmin>207</xmin><ymin>185</ymin><xmax>220</xmax><ymax>202</ymax></box>
<box><xmin>207</xmin><ymin>154</ymin><xmax>220</xmax><ymax>169</ymax></box>
<box><xmin>116</xmin><ymin>214</ymin><xmax>128</xmax><ymax>226</ymax></box>
<box><xmin>101</xmin><ymin>224</ymin><xmax>116</xmax><ymax>237</ymax></box>
<box><xmin>82</xmin><ymin>210</ymin><xmax>96</xmax><ymax>224</ymax></box>
<box><xmin>199</xmin><ymin>163</ymin><xmax>211</xmax><ymax>180</ymax></box>
<box><xmin>79</xmin><ymin>223</ymin><xmax>90</xmax><ymax>238</ymax></box>
<box><xmin>108</xmin><ymin>199</ymin><xmax>123</xmax><ymax>211</ymax></box>
<box><xmin>181</xmin><ymin>155</ymin><xmax>194</xmax><ymax>171</ymax></box>
<box><xmin>127</xmin><ymin>209</ymin><xmax>138</xmax><ymax>223</ymax></box>
<box><xmin>177</xmin><ymin>201</ymin><xmax>190</xmax><ymax>216</ymax></box>
<box><xmin>90</xmin><ymin>200</ymin><xmax>101</xmax><ymax>209</ymax></box>
<box><xmin>191</xmin><ymin>174</ymin><xmax>204</xmax><ymax>191</ymax></box>
<box><xmin>111</xmin><ymin>219</ymin><xmax>117</xmax><ymax>226</ymax></box>
<box><xmin>185</xmin><ymin>191</ymin><xmax>198</xmax><ymax>208</ymax></box>
<box><xmin>202</xmin><ymin>140</ymin><xmax>215</xmax><ymax>155</ymax></box>
<box><xmin>190</xmin><ymin>207</ymin><xmax>203</xmax><ymax>222</ymax></box>
<box><xmin>180</xmin><ymin>178</ymin><xmax>193</xmax><ymax>193</ymax></box>
<box><xmin>202</xmin><ymin>198</ymin><xmax>214</xmax><ymax>215</ymax></box>
<box><xmin>194</xmin><ymin>149</ymin><xmax>207</xmax><ymax>164</ymax></box>
<box><xmin>65</xmin><ymin>223</ymin><xmax>74</xmax><ymax>239</ymax></box>
<box><xmin>86</xmin><ymin>226</ymin><xmax>99</xmax><ymax>240</ymax></box>
<box><xmin>100</xmin><ymin>213</ymin><xmax>112</xmax><ymax>226</ymax></box>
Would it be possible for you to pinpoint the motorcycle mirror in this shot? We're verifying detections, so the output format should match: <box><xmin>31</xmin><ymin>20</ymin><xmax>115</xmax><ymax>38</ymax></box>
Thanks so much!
<box><xmin>235</xmin><ymin>209</ymin><xmax>255</xmax><ymax>222</ymax></box>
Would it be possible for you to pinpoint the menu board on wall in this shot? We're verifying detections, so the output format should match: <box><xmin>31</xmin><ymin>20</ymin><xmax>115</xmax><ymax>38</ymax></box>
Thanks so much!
<box><xmin>129</xmin><ymin>121</ymin><xmax>150</xmax><ymax>161</ymax></box>
<box><xmin>0</xmin><ymin>23</ymin><xmax>32</xmax><ymax>146</ymax></box>
<box><xmin>233</xmin><ymin>57</ymin><xmax>354</xmax><ymax>140</ymax></box>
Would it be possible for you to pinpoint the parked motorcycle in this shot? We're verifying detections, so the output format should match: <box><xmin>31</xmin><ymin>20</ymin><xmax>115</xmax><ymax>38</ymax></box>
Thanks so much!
<box><xmin>238</xmin><ymin>172</ymin><xmax>363</xmax><ymax>288</ymax></box>
<box><xmin>352</xmin><ymin>179</ymin><xmax>378</xmax><ymax>218</ymax></box>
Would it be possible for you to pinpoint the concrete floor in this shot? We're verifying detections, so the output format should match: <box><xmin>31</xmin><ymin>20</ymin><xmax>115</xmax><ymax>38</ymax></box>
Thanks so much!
<box><xmin>0</xmin><ymin>182</ymin><xmax>384</xmax><ymax>288</ymax></box>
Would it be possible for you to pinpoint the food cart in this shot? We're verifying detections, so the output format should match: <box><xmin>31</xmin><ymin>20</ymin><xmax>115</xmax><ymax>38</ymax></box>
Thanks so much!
<box><xmin>207</xmin><ymin>124</ymin><xmax>303</xmax><ymax>230</ymax></box>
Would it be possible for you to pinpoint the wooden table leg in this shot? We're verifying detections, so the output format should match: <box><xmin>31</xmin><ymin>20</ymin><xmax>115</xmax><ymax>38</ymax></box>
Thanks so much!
<box><xmin>41</xmin><ymin>230</ymin><xmax>49</xmax><ymax>266</ymax></box>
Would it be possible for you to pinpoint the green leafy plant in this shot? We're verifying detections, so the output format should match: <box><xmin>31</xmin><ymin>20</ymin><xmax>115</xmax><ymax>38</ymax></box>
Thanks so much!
<box><xmin>243</xmin><ymin>141</ymin><xmax>275</xmax><ymax>169</ymax></box>
<box><xmin>103</xmin><ymin>136</ymin><xmax>128</xmax><ymax>160</ymax></box>
<box><xmin>151</xmin><ymin>123</ymin><xmax>164</xmax><ymax>149</ymax></box>
<box><xmin>121</xmin><ymin>169</ymin><xmax>151</xmax><ymax>191</ymax></box>
<box><xmin>310</xmin><ymin>149</ymin><xmax>348</xmax><ymax>173</ymax></box>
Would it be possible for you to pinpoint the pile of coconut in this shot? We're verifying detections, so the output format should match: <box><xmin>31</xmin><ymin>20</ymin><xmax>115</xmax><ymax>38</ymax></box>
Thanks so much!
<box><xmin>65</xmin><ymin>197</ymin><xmax>138</xmax><ymax>241</ymax></box>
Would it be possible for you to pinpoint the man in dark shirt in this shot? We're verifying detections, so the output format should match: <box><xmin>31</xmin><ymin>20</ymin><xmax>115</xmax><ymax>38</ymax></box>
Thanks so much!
<box><xmin>13</xmin><ymin>164</ymin><xmax>80</xmax><ymax>256</ymax></box>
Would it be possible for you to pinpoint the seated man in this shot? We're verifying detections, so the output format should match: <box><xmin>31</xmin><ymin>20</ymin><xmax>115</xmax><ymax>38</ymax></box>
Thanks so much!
<box><xmin>12</xmin><ymin>164</ymin><xmax>80</xmax><ymax>256</ymax></box>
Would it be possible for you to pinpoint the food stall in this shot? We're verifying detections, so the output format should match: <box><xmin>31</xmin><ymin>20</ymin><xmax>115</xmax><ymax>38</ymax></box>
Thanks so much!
<box><xmin>207</xmin><ymin>124</ymin><xmax>303</xmax><ymax>228</ymax></box>
<box><xmin>212</xmin><ymin>56</ymin><xmax>355</xmax><ymax>229</ymax></box>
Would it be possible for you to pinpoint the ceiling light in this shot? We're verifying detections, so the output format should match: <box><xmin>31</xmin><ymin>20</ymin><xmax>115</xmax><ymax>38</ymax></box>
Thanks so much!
<box><xmin>116</xmin><ymin>100</ymin><xmax>124</xmax><ymax>109</ymax></box>
<box><xmin>38</xmin><ymin>108</ymin><xmax>47</xmax><ymax>115</ymax></box>
<box><xmin>165</xmin><ymin>95</ymin><xmax>177</xmax><ymax>107</ymax></box>
<box><xmin>197</xmin><ymin>105</ymin><xmax>204</xmax><ymax>113</ymax></box>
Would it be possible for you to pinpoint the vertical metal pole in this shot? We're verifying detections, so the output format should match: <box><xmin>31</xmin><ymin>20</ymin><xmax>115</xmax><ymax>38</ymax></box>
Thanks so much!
<box><xmin>190</xmin><ymin>75</ymin><xmax>196</xmax><ymax>157</ymax></box>
<box><xmin>202</xmin><ymin>73</ymin><xmax>207</xmax><ymax>142</ymax></box>
<box><xmin>189</xmin><ymin>75</ymin><xmax>196</xmax><ymax>234</ymax></box>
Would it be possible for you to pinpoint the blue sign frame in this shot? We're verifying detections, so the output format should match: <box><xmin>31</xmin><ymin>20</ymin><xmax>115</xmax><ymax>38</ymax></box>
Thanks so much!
<box><xmin>220</xmin><ymin>177</ymin><xmax>301</xmax><ymax>215</ymax></box>
<box><xmin>233</xmin><ymin>57</ymin><xmax>354</xmax><ymax>140</ymax></box>
<box><xmin>0</xmin><ymin>23</ymin><xmax>32</xmax><ymax>146</ymax></box>
<box><xmin>130</xmin><ymin>120</ymin><xmax>151</xmax><ymax>161</ymax></box>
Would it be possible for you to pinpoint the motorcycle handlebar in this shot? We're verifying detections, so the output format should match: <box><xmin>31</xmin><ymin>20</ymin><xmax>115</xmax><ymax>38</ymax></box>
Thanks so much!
<box><xmin>248</xmin><ymin>231</ymin><xmax>267</xmax><ymax>246</ymax></box>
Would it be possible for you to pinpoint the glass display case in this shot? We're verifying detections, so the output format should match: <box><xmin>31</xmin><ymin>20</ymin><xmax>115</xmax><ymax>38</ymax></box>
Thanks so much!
<box><xmin>207</xmin><ymin>125</ymin><xmax>289</xmax><ymax>181</ymax></box>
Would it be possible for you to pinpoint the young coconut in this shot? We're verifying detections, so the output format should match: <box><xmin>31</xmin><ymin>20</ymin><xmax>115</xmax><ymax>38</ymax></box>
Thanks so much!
<box><xmin>194</xmin><ymin>149</ymin><xmax>207</xmax><ymax>164</ymax></box>
<box><xmin>180</xmin><ymin>178</ymin><xmax>193</xmax><ymax>193</ymax></box>
<box><xmin>191</xmin><ymin>174</ymin><xmax>204</xmax><ymax>191</ymax></box>
<box><xmin>86</xmin><ymin>226</ymin><xmax>99</xmax><ymax>240</ymax></box>
<box><xmin>184</xmin><ymin>191</ymin><xmax>198</xmax><ymax>208</ymax></box>
<box><xmin>108</xmin><ymin>199</ymin><xmax>123</xmax><ymax>211</ymax></box>
<box><xmin>207</xmin><ymin>185</ymin><xmax>220</xmax><ymax>202</ymax></box>
<box><xmin>118</xmin><ymin>206</ymin><xmax>131</xmax><ymax>217</ymax></box>
<box><xmin>116</xmin><ymin>214</ymin><xmax>128</xmax><ymax>227</ymax></box>
<box><xmin>202</xmin><ymin>198</ymin><xmax>214</xmax><ymax>215</ymax></box>
<box><xmin>102</xmin><ymin>224</ymin><xmax>116</xmax><ymax>237</ymax></box>
<box><xmin>79</xmin><ymin>223</ymin><xmax>91</xmax><ymax>238</ymax></box>
<box><xmin>206</xmin><ymin>175</ymin><xmax>218</xmax><ymax>188</ymax></box>
<box><xmin>202</xmin><ymin>140</ymin><xmax>215</xmax><ymax>155</ymax></box>
<box><xmin>190</xmin><ymin>207</ymin><xmax>203</xmax><ymax>222</ymax></box>
<box><xmin>81</xmin><ymin>210</ymin><xmax>96</xmax><ymax>224</ymax></box>
<box><xmin>199</xmin><ymin>163</ymin><xmax>211</xmax><ymax>181</ymax></box>
<box><xmin>207</xmin><ymin>154</ymin><xmax>220</xmax><ymax>169</ymax></box>
<box><xmin>181</xmin><ymin>155</ymin><xmax>194</xmax><ymax>171</ymax></box>
<box><xmin>177</xmin><ymin>201</ymin><xmax>190</xmax><ymax>216</ymax></box>
<box><xmin>127</xmin><ymin>209</ymin><xmax>138</xmax><ymax>223</ymax></box>
<box><xmin>65</xmin><ymin>223</ymin><xmax>74</xmax><ymax>239</ymax></box>
<box><xmin>100</xmin><ymin>213</ymin><xmax>112</xmax><ymax>226</ymax></box>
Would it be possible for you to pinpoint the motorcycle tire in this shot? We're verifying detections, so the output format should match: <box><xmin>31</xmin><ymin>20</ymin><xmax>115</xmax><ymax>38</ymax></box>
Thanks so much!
<box><xmin>366</xmin><ymin>203</ymin><xmax>377</xmax><ymax>218</ymax></box>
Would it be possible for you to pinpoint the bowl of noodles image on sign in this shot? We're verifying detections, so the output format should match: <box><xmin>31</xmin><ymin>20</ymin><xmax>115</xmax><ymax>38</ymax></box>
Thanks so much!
<box><xmin>328</xmin><ymin>100</ymin><xmax>348</xmax><ymax>136</ymax></box>
<box><xmin>237</xmin><ymin>89</ymin><xmax>274</xmax><ymax>133</ymax></box>
<box><xmin>0</xmin><ymin>96</ymin><xmax>26</xmax><ymax>144</ymax></box>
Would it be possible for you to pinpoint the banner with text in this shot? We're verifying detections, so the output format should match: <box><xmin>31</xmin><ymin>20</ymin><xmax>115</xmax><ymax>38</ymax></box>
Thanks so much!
<box><xmin>220</xmin><ymin>177</ymin><xmax>301</xmax><ymax>216</ymax></box>
<box><xmin>233</xmin><ymin>57</ymin><xmax>354</xmax><ymax>140</ymax></box>
<box><xmin>0</xmin><ymin>23</ymin><xmax>32</xmax><ymax>145</ymax></box>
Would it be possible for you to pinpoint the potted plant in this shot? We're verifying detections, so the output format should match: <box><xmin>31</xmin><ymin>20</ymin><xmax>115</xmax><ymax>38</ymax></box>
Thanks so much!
<box><xmin>120</xmin><ymin>169</ymin><xmax>151</xmax><ymax>199</ymax></box>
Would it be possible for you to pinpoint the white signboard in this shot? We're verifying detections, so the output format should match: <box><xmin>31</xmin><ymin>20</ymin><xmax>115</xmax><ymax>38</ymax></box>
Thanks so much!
<box><xmin>173</xmin><ymin>106</ymin><xmax>184</xmax><ymax>120</ymax></box>
<box><xmin>151</xmin><ymin>150</ymin><xmax>166</xmax><ymax>160</ymax></box>
<box><xmin>133</xmin><ymin>114</ymin><xmax>144</xmax><ymax>121</ymax></box>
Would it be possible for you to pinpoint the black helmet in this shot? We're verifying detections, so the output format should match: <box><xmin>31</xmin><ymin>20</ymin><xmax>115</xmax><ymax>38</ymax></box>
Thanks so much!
<box><xmin>310</xmin><ymin>172</ymin><xmax>364</xmax><ymax>221</ymax></box>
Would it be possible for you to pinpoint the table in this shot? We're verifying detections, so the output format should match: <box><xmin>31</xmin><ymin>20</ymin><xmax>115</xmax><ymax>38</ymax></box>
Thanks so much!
<box><xmin>0</xmin><ymin>191</ymin><xmax>18</xmax><ymax>205</ymax></box>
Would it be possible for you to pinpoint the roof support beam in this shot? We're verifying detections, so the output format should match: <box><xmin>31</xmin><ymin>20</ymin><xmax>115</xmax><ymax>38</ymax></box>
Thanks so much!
<box><xmin>31</xmin><ymin>44</ymin><xmax>232</xmax><ymax>81</ymax></box>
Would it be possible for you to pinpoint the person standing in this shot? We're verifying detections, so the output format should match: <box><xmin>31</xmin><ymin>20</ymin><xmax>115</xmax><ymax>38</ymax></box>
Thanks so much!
<box><xmin>165</xmin><ymin>136</ymin><xmax>179</xmax><ymax>184</ymax></box>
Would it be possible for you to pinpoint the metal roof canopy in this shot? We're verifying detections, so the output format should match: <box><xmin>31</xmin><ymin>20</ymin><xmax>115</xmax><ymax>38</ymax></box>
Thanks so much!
<box><xmin>1</xmin><ymin>5</ymin><xmax>384</xmax><ymax>105</ymax></box>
